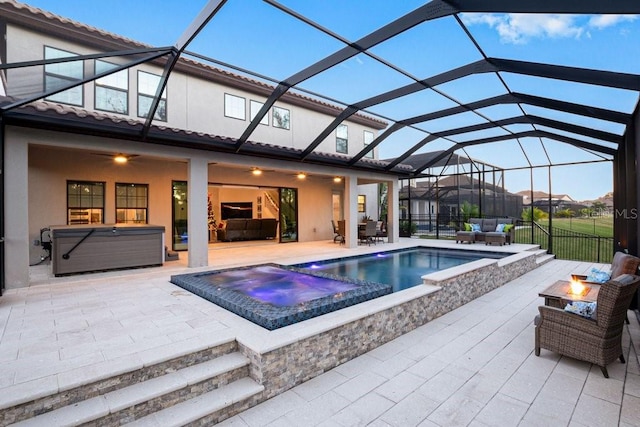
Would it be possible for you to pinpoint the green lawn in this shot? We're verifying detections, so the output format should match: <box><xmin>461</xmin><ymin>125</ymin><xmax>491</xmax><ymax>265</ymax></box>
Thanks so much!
<box><xmin>513</xmin><ymin>216</ymin><xmax>614</xmax><ymax>263</ymax></box>
<box><xmin>535</xmin><ymin>216</ymin><xmax>613</xmax><ymax>237</ymax></box>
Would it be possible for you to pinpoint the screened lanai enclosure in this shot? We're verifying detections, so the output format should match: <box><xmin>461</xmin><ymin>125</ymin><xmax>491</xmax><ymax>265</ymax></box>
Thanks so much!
<box><xmin>2</xmin><ymin>0</ymin><xmax>640</xmax><ymax>287</ymax></box>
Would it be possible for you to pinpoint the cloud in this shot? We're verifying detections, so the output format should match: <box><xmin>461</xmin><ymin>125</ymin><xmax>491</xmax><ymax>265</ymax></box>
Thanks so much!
<box><xmin>462</xmin><ymin>13</ymin><xmax>636</xmax><ymax>44</ymax></box>
<box><xmin>588</xmin><ymin>14</ymin><xmax>636</xmax><ymax>29</ymax></box>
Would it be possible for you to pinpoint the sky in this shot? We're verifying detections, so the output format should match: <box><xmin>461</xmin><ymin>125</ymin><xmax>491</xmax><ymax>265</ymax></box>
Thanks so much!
<box><xmin>19</xmin><ymin>0</ymin><xmax>640</xmax><ymax>202</ymax></box>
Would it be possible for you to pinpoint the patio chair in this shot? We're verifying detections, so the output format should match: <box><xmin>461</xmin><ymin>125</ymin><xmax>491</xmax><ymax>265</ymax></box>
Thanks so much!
<box><xmin>358</xmin><ymin>220</ymin><xmax>377</xmax><ymax>245</ymax></box>
<box><xmin>573</xmin><ymin>252</ymin><xmax>640</xmax><ymax>324</ymax></box>
<box><xmin>331</xmin><ymin>220</ymin><xmax>342</xmax><ymax>243</ymax></box>
<box><xmin>337</xmin><ymin>220</ymin><xmax>346</xmax><ymax>245</ymax></box>
<box><xmin>534</xmin><ymin>273</ymin><xmax>640</xmax><ymax>378</ymax></box>
<box><xmin>375</xmin><ymin>221</ymin><xmax>387</xmax><ymax>243</ymax></box>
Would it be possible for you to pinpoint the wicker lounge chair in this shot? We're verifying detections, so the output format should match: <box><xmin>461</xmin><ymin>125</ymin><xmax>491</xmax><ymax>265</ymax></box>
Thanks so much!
<box><xmin>534</xmin><ymin>273</ymin><xmax>640</xmax><ymax>378</ymax></box>
<box><xmin>573</xmin><ymin>251</ymin><xmax>640</xmax><ymax>283</ymax></box>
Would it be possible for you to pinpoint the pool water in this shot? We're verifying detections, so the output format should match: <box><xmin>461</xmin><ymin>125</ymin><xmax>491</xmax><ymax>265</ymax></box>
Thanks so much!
<box><xmin>198</xmin><ymin>265</ymin><xmax>365</xmax><ymax>307</ymax></box>
<box><xmin>295</xmin><ymin>247</ymin><xmax>510</xmax><ymax>292</ymax></box>
<box><xmin>170</xmin><ymin>264</ymin><xmax>391</xmax><ymax>330</ymax></box>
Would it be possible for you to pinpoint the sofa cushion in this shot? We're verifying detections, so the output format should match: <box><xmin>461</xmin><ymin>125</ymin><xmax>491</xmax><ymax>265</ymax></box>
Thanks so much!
<box><xmin>471</xmin><ymin>223</ymin><xmax>481</xmax><ymax>232</ymax></box>
<box><xmin>481</xmin><ymin>218</ymin><xmax>497</xmax><ymax>232</ymax></box>
<box><xmin>225</xmin><ymin>219</ymin><xmax>247</xmax><ymax>230</ymax></box>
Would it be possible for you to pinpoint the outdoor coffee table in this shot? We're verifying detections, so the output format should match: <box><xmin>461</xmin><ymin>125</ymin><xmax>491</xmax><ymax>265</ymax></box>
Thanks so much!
<box><xmin>538</xmin><ymin>280</ymin><xmax>600</xmax><ymax>309</ymax></box>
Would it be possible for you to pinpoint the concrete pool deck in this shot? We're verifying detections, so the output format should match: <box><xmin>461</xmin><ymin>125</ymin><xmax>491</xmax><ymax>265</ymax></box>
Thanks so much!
<box><xmin>1</xmin><ymin>239</ymin><xmax>639</xmax><ymax>425</ymax></box>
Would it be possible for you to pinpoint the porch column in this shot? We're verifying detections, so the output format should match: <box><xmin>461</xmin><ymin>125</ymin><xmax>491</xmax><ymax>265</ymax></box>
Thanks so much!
<box><xmin>387</xmin><ymin>178</ymin><xmax>399</xmax><ymax>243</ymax></box>
<box><xmin>188</xmin><ymin>157</ymin><xmax>209</xmax><ymax>267</ymax></box>
<box><xmin>4</xmin><ymin>136</ymin><xmax>29</xmax><ymax>288</ymax></box>
<box><xmin>344</xmin><ymin>174</ymin><xmax>358</xmax><ymax>248</ymax></box>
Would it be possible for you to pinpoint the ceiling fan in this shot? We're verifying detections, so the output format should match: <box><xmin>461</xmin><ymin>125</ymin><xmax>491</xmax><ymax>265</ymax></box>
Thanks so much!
<box><xmin>91</xmin><ymin>152</ymin><xmax>139</xmax><ymax>164</ymax></box>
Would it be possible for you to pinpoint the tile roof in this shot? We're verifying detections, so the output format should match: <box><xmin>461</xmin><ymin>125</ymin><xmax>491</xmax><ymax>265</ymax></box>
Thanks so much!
<box><xmin>6</xmin><ymin>99</ymin><xmax>410</xmax><ymax>172</ymax></box>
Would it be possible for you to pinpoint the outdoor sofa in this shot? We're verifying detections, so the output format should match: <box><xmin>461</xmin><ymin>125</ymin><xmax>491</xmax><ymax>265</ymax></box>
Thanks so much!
<box><xmin>216</xmin><ymin>218</ymin><xmax>278</xmax><ymax>241</ymax></box>
<box><xmin>455</xmin><ymin>217</ymin><xmax>516</xmax><ymax>245</ymax></box>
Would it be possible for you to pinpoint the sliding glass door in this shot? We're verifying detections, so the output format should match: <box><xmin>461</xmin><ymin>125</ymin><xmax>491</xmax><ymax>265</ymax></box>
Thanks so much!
<box><xmin>279</xmin><ymin>187</ymin><xmax>297</xmax><ymax>242</ymax></box>
<box><xmin>172</xmin><ymin>181</ymin><xmax>188</xmax><ymax>250</ymax></box>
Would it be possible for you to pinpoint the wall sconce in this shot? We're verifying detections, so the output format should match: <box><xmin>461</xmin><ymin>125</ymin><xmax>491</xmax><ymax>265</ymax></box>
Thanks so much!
<box><xmin>113</xmin><ymin>154</ymin><xmax>128</xmax><ymax>164</ymax></box>
<box><xmin>297</xmin><ymin>172</ymin><xmax>307</xmax><ymax>179</ymax></box>
<box><xmin>333</xmin><ymin>176</ymin><xmax>342</xmax><ymax>183</ymax></box>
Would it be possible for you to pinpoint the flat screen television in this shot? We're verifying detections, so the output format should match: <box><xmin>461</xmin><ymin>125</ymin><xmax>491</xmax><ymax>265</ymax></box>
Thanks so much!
<box><xmin>221</xmin><ymin>202</ymin><xmax>253</xmax><ymax>220</ymax></box>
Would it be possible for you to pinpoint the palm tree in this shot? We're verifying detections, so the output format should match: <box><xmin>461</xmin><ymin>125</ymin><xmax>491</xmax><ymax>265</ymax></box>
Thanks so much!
<box><xmin>522</xmin><ymin>207</ymin><xmax>547</xmax><ymax>222</ymax></box>
<box><xmin>460</xmin><ymin>201</ymin><xmax>479</xmax><ymax>222</ymax></box>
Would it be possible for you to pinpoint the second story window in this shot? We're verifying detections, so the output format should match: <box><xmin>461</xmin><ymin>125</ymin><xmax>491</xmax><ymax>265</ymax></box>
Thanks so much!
<box><xmin>364</xmin><ymin>130</ymin><xmax>374</xmax><ymax>159</ymax></box>
<box><xmin>272</xmin><ymin>106</ymin><xmax>290</xmax><ymax>129</ymax></box>
<box><xmin>224</xmin><ymin>93</ymin><xmax>246</xmax><ymax>120</ymax></box>
<box><xmin>336</xmin><ymin>124</ymin><xmax>348</xmax><ymax>154</ymax></box>
<box><xmin>95</xmin><ymin>60</ymin><xmax>128</xmax><ymax>114</ymax></box>
<box><xmin>250</xmin><ymin>100</ymin><xmax>269</xmax><ymax>125</ymax></box>
<box><xmin>138</xmin><ymin>71</ymin><xmax>167</xmax><ymax>121</ymax></box>
<box><xmin>44</xmin><ymin>46</ymin><xmax>83</xmax><ymax>106</ymax></box>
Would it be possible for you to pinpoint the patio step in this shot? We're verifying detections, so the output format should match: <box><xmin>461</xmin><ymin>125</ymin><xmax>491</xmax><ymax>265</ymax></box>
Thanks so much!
<box><xmin>536</xmin><ymin>253</ymin><xmax>556</xmax><ymax>265</ymax></box>
<box><xmin>125</xmin><ymin>377</ymin><xmax>264</xmax><ymax>426</ymax></box>
<box><xmin>1</xmin><ymin>338</ymin><xmax>262</xmax><ymax>426</ymax></box>
<box><xmin>9</xmin><ymin>351</ymin><xmax>261</xmax><ymax>427</ymax></box>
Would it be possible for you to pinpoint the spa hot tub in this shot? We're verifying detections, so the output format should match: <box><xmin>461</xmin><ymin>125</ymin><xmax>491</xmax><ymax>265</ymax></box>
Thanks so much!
<box><xmin>50</xmin><ymin>224</ymin><xmax>165</xmax><ymax>276</ymax></box>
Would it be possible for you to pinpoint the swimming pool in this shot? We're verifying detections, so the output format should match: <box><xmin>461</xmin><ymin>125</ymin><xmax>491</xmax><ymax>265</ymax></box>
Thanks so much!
<box><xmin>171</xmin><ymin>247</ymin><xmax>511</xmax><ymax>330</ymax></box>
<box><xmin>294</xmin><ymin>247</ymin><xmax>511</xmax><ymax>292</ymax></box>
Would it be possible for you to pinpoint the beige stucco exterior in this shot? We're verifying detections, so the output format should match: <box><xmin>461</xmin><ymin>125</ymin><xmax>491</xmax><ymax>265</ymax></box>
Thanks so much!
<box><xmin>2</xmin><ymin>10</ymin><xmax>400</xmax><ymax>288</ymax></box>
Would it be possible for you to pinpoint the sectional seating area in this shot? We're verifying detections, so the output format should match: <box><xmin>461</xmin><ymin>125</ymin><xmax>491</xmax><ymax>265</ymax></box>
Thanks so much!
<box><xmin>456</xmin><ymin>217</ymin><xmax>516</xmax><ymax>246</ymax></box>
<box><xmin>216</xmin><ymin>218</ymin><xmax>278</xmax><ymax>242</ymax></box>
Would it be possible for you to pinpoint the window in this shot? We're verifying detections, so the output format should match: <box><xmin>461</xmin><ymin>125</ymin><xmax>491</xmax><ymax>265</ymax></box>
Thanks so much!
<box><xmin>336</xmin><ymin>124</ymin><xmax>348</xmax><ymax>154</ymax></box>
<box><xmin>67</xmin><ymin>181</ymin><xmax>104</xmax><ymax>224</ymax></box>
<box><xmin>44</xmin><ymin>46</ymin><xmax>83</xmax><ymax>106</ymax></box>
<box><xmin>224</xmin><ymin>93</ymin><xmax>246</xmax><ymax>120</ymax></box>
<box><xmin>116</xmin><ymin>183</ymin><xmax>148</xmax><ymax>224</ymax></box>
<box><xmin>250</xmin><ymin>100</ymin><xmax>269</xmax><ymax>125</ymax></box>
<box><xmin>138</xmin><ymin>71</ymin><xmax>167</xmax><ymax>121</ymax></box>
<box><xmin>95</xmin><ymin>60</ymin><xmax>128</xmax><ymax>114</ymax></box>
<box><xmin>358</xmin><ymin>195</ymin><xmax>366</xmax><ymax>213</ymax></box>
<box><xmin>364</xmin><ymin>130</ymin><xmax>374</xmax><ymax>159</ymax></box>
<box><xmin>272</xmin><ymin>106</ymin><xmax>290</xmax><ymax>129</ymax></box>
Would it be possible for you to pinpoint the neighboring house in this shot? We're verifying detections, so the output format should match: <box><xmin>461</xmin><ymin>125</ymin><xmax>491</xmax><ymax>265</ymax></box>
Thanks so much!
<box><xmin>0</xmin><ymin>1</ymin><xmax>400</xmax><ymax>288</ymax></box>
<box><xmin>397</xmin><ymin>152</ymin><xmax>523</xmax><ymax>220</ymax></box>
<box><xmin>516</xmin><ymin>190</ymin><xmax>584</xmax><ymax>214</ymax></box>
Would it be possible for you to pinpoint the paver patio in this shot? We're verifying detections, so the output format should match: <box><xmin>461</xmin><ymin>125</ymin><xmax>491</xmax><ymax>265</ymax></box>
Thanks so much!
<box><xmin>1</xmin><ymin>240</ymin><xmax>639</xmax><ymax>426</ymax></box>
